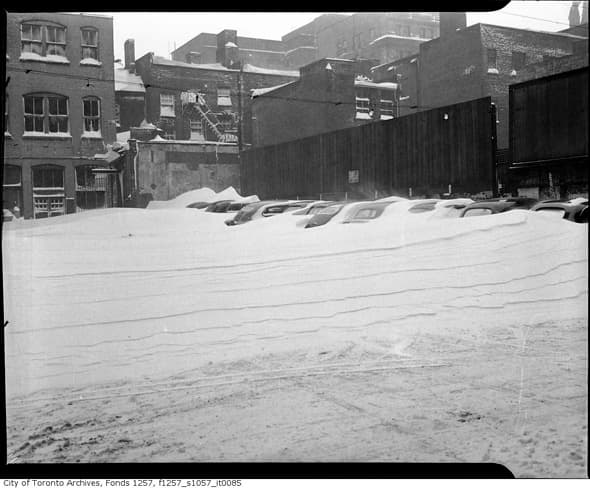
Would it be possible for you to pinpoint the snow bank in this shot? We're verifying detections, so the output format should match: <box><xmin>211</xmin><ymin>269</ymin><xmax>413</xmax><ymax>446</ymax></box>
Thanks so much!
<box><xmin>146</xmin><ymin>186</ymin><xmax>259</xmax><ymax>209</ymax></box>
<box><xmin>2</xmin><ymin>207</ymin><xmax>587</xmax><ymax>399</ymax></box>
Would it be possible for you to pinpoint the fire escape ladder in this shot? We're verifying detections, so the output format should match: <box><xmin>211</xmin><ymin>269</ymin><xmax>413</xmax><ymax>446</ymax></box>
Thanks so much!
<box><xmin>195</xmin><ymin>99</ymin><xmax>224</xmax><ymax>141</ymax></box>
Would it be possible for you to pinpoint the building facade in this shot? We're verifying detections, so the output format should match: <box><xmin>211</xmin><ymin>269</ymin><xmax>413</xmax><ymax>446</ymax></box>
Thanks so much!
<box><xmin>168</xmin><ymin>13</ymin><xmax>440</xmax><ymax>73</ymax></box>
<box><xmin>371</xmin><ymin>15</ymin><xmax>588</xmax><ymax>149</ymax></box>
<box><xmin>131</xmin><ymin>30</ymin><xmax>299</xmax><ymax>149</ymax></box>
<box><xmin>250</xmin><ymin>58</ymin><xmax>399</xmax><ymax>147</ymax></box>
<box><xmin>4</xmin><ymin>12</ymin><xmax>118</xmax><ymax>219</ymax></box>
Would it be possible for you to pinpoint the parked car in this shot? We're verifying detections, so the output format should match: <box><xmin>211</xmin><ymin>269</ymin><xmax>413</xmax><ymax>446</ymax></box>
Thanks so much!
<box><xmin>530</xmin><ymin>200</ymin><xmax>588</xmax><ymax>223</ymax></box>
<box><xmin>406</xmin><ymin>199</ymin><xmax>442</xmax><ymax>214</ymax></box>
<box><xmin>460</xmin><ymin>200</ymin><xmax>522</xmax><ymax>217</ymax></box>
<box><xmin>186</xmin><ymin>201</ymin><xmax>210</xmax><ymax>209</ymax></box>
<box><xmin>225</xmin><ymin>200</ymin><xmax>311</xmax><ymax>226</ymax></box>
<box><xmin>304</xmin><ymin>201</ymin><xmax>365</xmax><ymax>228</ymax></box>
<box><xmin>291</xmin><ymin>201</ymin><xmax>335</xmax><ymax>216</ymax></box>
<box><xmin>340</xmin><ymin>201</ymin><xmax>395</xmax><ymax>223</ymax></box>
<box><xmin>205</xmin><ymin>200</ymin><xmax>236</xmax><ymax>213</ymax></box>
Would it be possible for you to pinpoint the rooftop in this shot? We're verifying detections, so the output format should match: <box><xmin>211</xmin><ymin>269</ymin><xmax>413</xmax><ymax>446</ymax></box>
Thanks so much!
<box><xmin>152</xmin><ymin>56</ymin><xmax>299</xmax><ymax>77</ymax></box>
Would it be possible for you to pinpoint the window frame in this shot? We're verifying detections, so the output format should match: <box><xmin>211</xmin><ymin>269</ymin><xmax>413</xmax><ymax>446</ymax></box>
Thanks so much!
<box><xmin>23</xmin><ymin>93</ymin><xmax>70</xmax><ymax>135</ymax></box>
<box><xmin>217</xmin><ymin>87</ymin><xmax>232</xmax><ymax>107</ymax></box>
<box><xmin>160</xmin><ymin>93</ymin><xmax>176</xmax><ymax>118</ymax></box>
<box><xmin>82</xmin><ymin>97</ymin><xmax>101</xmax><ymax>135</ymax></box>
<box><xmin>80</xmin><ymin>27</ymin><xmax>99</xmax><ymax>61</ymax></box>
<box><xmin>20</xmin><ymin>22</ymin><xmax>67</xmax><ymax>58</ymax></box>
<box><xmin>487</xmin><ymin>48</ymin><xmax>498</xmax><ymax>69</ymax></box>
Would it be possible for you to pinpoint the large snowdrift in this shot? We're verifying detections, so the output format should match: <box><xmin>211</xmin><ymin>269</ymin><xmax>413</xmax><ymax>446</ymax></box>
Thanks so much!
<box><xmin>2</xmin><ymin>207</ymin><xmax>587</xmax><ymax>400</ymax></box>
<box><xmin>146</xmin><ymin>186</ymin><xmax>259</xmax><ymax>209</ymax></box>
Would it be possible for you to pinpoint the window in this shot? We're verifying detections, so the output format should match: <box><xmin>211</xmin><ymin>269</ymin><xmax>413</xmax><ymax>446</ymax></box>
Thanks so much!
<box><xmin>81</xmin><ymin>28</ymin><xmax>98</xmax><ymax>60</ymax></box>
<box><xmin>217</xmin><ymin>88</ymin><xmax>232</xmax><ymax>107</ymax></box>
<box><xmin>162</xmin><ymin>129</ymin><xmax>175</xmax><ymax>140</ymax></box>
<box><xmin>487</xmin><ymin>48</ymin><xmax>497</xmax><ymax>69</ymax></box>
<box><xmin>76</xmin><ymin>165</ymin><xmax>106</xmax><ymax>211</ymax></box>
<box><xmin>380</xmin><ymin>98</ymin><xmax>394</xmax><ymax>119</ymax></box>
<box><xmin>24</xmin><ymin>94</ymin><xmax>69</xmax><ymax>134</ymax></box>
<box><xmin>2</xmin><ymin>165</ymin><xmax>23</xmax><ymax>216</ymax></box>
<box><xmin>190</xmin><ymin>119</ymin><xmax>204</xmax><ymax>141</ymax></box>
<box><xmin>160</xmin><ymin>93</ymin><xmax>175</xmax><ymax>117</ymax></box>
<box><xmin>21</xmin><ymin>23</ymin><xmax>43</xmax><ymax>55</ymax></box>
<box><xmin>420</xmin><ymin>28</ymin><xmax>426</xmax><ymax>38</ymax></box>
<box><xmin>355</xmin><ymin>90</ymin><xmax>372</xmax><ymax>119</ymax></box>
<box><xmin>46</xmin><ymin>25</ymin><xmax>66</xmax><ymax>56</ymax></box>
<box><xmin>512</xmin><ymin>51</ymin><xmax>526</xmax><ymax>70</ymax></box>
<box><xmin>21</xmin><ymin>23</ymin><xmax>67</xmax><ymax>58</ymax></box>
<box><xmin>82</xmin><ymin>97</ymin><xmax>101</xmax><ymax>134</ymax></box>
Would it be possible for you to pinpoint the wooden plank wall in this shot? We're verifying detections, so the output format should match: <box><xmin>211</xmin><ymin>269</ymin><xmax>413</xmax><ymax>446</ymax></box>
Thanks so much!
<box><xmin>241</xmin><ymin>97</ymin><xmax>496</xmax><ymax>199</ymax></box>
<box><xmin>510</xmin><ymin>68</ymin><xmax>588</xmax><ymax>165</ymax></box>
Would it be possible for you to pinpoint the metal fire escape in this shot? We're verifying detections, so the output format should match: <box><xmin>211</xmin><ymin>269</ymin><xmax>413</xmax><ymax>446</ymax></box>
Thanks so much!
<box><xmin>181</xmin><ymin>91</ymin><xmax>237</xmax><ymax>143</ymax></box>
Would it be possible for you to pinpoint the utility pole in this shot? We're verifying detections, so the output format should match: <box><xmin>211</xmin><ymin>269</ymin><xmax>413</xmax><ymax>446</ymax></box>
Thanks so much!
<box><xmin>237</xmin><ymin>62</ymin><xmax>243</xmax><ymax>153</ymax></box>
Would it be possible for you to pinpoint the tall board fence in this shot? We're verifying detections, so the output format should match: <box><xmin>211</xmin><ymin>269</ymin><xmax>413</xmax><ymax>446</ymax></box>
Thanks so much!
<box><xmin>241</xmin><ymin>97</ymin><xmax>497</xmax><ymax>200</ymax></box>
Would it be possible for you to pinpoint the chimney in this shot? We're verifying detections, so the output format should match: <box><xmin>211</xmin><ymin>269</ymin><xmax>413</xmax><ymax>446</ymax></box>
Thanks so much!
<box><xmin>124</xmin><ymin>39</ymin><xmax>135</xmax><ymax>71</ymax></box>
<box><xmin>439</xmin><ymin>12</ymin><xmax>467</xmax><ymax>38</ymax></box>
<box><xmin>569</xmin><ymin>1</ymin><xmax>581</xmax><ymax>27</ymax></box>
<box><xmin>186</xmin><ymin>51</ymin><xmax>201</xmax><ymax>64</ymax></box>
<box><xmin>216</xmin><ymin>29</ymin><xmax>240</xmax><ymax>68</ymax></box>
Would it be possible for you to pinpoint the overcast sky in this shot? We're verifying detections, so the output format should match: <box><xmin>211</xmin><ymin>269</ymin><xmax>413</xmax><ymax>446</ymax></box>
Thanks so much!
<box><xmin>97</xmin><ymin>2</ymin><xmax>583</xmax><ymax>62</ymax></box>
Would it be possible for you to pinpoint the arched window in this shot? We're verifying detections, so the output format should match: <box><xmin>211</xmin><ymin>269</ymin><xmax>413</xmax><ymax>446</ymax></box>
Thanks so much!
<box><xmin>82</xmin><ymin>97</ymin><xmax>101</xmax><ymax>135</ymax></box>
<box><xmin>81</xmin><ymin>27</ymin><xmax>99</xmax><ymax>61</ymax></box>
<box><xmin>23</xmin><ymin>93</ymin><xmax>69</xmax><ymax>135</ymax></box>
<box><xmin>21</xmin><ymin>21</ymin><xmax>67</xmax><ymax>58</ymax></box>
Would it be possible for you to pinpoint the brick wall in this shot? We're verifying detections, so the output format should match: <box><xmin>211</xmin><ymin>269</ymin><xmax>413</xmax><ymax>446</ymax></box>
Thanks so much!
<box><xmin>134</xmin><ymin>54</ymin><xmax>298</xmax><ymax>146</ymax></box>
<box><xmin>4</xmin><ymin>12</ymin><xmax>116</xmax><ymax>218</ymax></box>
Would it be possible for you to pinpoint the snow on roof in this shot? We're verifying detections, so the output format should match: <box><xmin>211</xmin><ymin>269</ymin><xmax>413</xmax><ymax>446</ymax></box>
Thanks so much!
<box><xmin>147</xmin><ymin>186</ymin><xmax>260</xmax><ymax>209</ymax></box>
<box><xmin>369</xmin><ymin>34</ymin><xmax>427</xmax><ymax>45</ymax></box>
<box><xmin>354</xmin><ymin>79</ymin><xmax>398</xmax><ymax>90</ymax></box>
<box><xmin>251</xmin><ymin>81</ymin><xmax>296</xmax><ymax>98</ymax></box>
<box><xmin>115</xmin><ymin>67</ymin><xmax>145</xmax><ymax>93</ymax></box>
<box><xmin>116</xmin><ymin>131</ymin><xmax>131</xmax><ymax>143</ymax></box>
<box><xmin>151</xmin><ymin>56</ymin><xmax>299</xmax><ymax>77</ymax></box>
<box><xmin>225</xmin><ymin>41</ymin><xmax>238</xmax><ymax>48</ymax></box>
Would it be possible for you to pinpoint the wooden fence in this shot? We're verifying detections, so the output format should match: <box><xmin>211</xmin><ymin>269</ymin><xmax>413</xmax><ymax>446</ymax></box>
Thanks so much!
<box><xmin>241</xmin><ymin>97</ymin><xmax>497</xmax><ymax>199</ymax></box>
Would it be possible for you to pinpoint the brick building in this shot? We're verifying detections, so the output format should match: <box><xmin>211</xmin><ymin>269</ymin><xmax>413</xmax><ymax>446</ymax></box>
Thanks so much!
<box><xmin>114</xmin><ymin>39</ymin><xmax>145</xmax><ymax>132</ymax></box>
<box><xmin>132</xmin><ymin>30</ymin><xmax>299</xmax><ymax>149</ymax></box>
<box><xmin>169</xmin><ymin>13</ymin><xmax>439</xmax><ymax>72</ymax></box>
<box><xmin>171</xmin><ymin>32</ymin><xmax>290</xmax><ymax>70</ymax></box>
<box><xmin>282</xmin><ymin>12</ymin><xmax>439</xmax><ymax>66</ymax></box>
<box><xmin>370</xmin><ymin>13</ymin><xmax>588</xmax><ymax>149</ymax></box>
<box><xmin>4</xmin><ymin>12</ymin><xmax>119</xmax><ymax>219</ymax></box>
<box><xmin>250</xmin><ymin>58</ymin><xmax>399</xmax><ymax>147</ymax></box>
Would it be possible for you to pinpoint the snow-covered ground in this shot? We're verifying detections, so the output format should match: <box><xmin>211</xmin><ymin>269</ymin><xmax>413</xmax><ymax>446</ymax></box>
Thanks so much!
<box><xmin>2</xmin><ymin>190</ymin><xmax>588</xmax><ymax>474</ymax></box>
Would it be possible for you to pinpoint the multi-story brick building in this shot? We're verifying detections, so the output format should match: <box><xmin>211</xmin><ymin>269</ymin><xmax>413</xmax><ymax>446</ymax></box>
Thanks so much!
<box><xmin>132</xmin><ymin>30</ymin><xmax>299</xmax><ymax>148</ymax></box>
<box><xmin>4</xmin><ymin>12</ymin><xmax>118</xmax><ymax>219</ymax></box>
<box><xmin>250</xmin><ymin>58</ymin><xmax>399</xmax><ymax>147</ymax></box>
<box><xmin>370</xmin><ymin>12</ymin><xmax>588</xmax><ymax>150</ymax></box>
<box><xmin>169</xmin><ymin>13</ymin><xmax>440</xmax><ymax>72</ymax></box>
<box><xmin>284</xmin><ymin>12</ymin><xmax>439</xmax><ymax>64</ymax></box>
